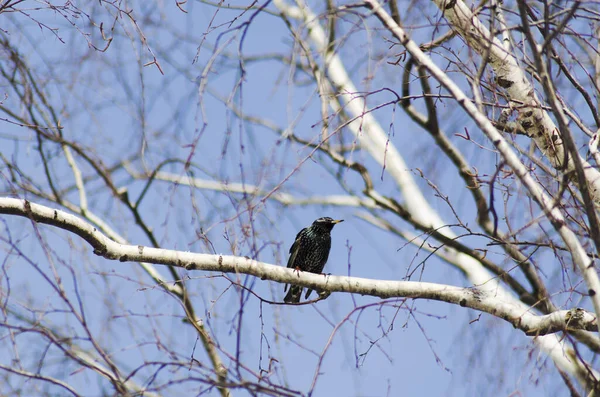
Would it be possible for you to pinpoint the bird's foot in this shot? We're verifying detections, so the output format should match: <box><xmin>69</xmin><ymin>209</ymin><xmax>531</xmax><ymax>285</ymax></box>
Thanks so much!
<box><xmin>317</xmin><ymin>273</ymin><xmax>331</xmax><ymax>299</ymax></box>
<box><xmin>294</xmin><ymin>267</ymin><xmax>301</xmax><ymax>277</ymax></box>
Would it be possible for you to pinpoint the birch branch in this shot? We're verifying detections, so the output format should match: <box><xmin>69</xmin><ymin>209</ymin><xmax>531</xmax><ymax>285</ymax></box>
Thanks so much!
<box><xmin>127</xmin><ymin>169</ymin><xmax>378</xmax><ymax>208</ymax></box>
<box><xmin>0</xmin><ymin>197</ymin><xmax>597</xmax><ymax>338</ymax></box>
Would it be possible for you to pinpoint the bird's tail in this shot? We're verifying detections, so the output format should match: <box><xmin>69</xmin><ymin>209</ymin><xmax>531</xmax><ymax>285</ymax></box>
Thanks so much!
<box><xmin>284</xmin><ymin>285</ymin><xmax>302</xmax><ymax>303</ymax></box>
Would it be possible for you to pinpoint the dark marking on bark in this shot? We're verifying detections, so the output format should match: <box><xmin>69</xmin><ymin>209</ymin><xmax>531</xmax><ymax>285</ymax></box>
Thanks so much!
<box><xmin>138</xmin><ymin>245</ymin><xmax>144</xmax><ymax>255</ymax></box>
<box><xmin>520</xmin><ymin>120</ymin><xmax>533</xmax><ymax>129</ymax></box>
<box><xmin>523</xmin><ymin>110</ymin><xmax>533</xmax><ymax>117</ymax></box>
<box><xmin>470</xmin><ymin>288</ymin><xmax>483</xmax><ymax>302</ymax></box>
<box><xmin>444</xmin><ymin>0</ymin><xmax>457</xmax><ymax>9</ymax></box>
<box><xmin>53</xmin><ymin>210</ymin><xmax>58</xmax><ymax>220</ymax></box>
<box><xmin>590</xmin><ymin>289</ymin><xmax>596</xmax><ymax>297</ymax></box>
<box><xmin>493</xmin><ymin>139</ymin><xmax>501</xmax><ymax>146</ymax></box>
<box><xmin>459</xmin><ymin>298</ymin><xmax>467</xmax><ymax>307</ymax></box>
<box><xmin>218</xmin><ymin>255</ymin><xmax>223</xmax><ymax>267</ymax></box>
<box><xmin>538</xmin><ymin>125</ymin><xmax>546</xmax><ymax>135</ymax></box>
<box><xmin>119</xmin><ymin>255</ymin><xmax>128</xmax><ymax>262</ymax></box>
<box><xmin>496</xmin><ymin>77</ymin><xmax>513</xmax><ymax>88</ymax></box>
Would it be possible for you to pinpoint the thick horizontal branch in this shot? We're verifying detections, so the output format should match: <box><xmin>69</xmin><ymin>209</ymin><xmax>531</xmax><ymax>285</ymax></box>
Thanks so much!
<box><xmin>0</xmin><ymin>197</ymin><xmax>596</xmax><ymax>337</ymax></box>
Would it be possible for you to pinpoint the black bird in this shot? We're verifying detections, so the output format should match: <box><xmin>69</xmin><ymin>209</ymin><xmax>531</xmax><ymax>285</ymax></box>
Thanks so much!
<box><xmin>284</xmin><ymin>217</ymin><xmax>343</xmax><ymax>303</ymax></box>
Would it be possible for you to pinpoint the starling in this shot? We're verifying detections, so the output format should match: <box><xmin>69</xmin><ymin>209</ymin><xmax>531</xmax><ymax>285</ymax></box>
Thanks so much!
<box><xmin>284</xmin><ymin>217</ymin><xmax>343</xmax><ymax>303</ymax></box>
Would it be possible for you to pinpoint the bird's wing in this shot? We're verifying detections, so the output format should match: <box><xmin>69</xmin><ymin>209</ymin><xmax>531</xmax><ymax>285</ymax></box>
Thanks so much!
<box><xmin>286</xmin><ymin>229</ymin><xmax>304</xmax><ymax>269</ymax></box>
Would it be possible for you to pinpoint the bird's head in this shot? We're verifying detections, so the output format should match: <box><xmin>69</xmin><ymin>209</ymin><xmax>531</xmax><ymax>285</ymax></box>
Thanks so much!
<box><xmin>311</xmin><ymin>217</ymin><xmax>344</xmax><ymax>231</ymax></box>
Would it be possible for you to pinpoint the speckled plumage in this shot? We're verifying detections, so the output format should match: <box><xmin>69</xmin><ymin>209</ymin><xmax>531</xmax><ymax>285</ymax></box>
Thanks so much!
<box><xmin>284</xmin><ymin>217</ymin><xmax>343</xmax><ymax>303</ymax></box>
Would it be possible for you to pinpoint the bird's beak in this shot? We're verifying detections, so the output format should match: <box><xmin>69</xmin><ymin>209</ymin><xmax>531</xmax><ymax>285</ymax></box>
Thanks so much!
<box><xmin>332</xmin><ymin>219</ymin><xmax>344</xmax><ymax>224</ymax></box>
